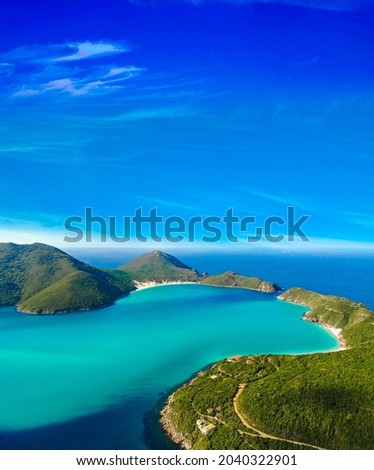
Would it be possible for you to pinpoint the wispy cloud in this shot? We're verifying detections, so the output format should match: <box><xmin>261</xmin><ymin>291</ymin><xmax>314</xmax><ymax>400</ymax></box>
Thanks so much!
<box><xmin>13</xmin><ymin>78</ymin><xmax>105</xmax><ymax>97</ymax></box>
<box><xmin>0</xmin><ymin>62</ymin><xmax>14</xmax><ymax>77</ymax></box>
<box><xmin>237</xmin><ymin>187</ymin><xmax>309</xmax><ymax>210</ymax></box>
<box><xmin>0</xmin><ymin>140</ymin><xmax>94</xmax><ymax>165</ymax></box>
<box><xmin>54</xmin><ymin>42</ymin><xmax>128</xmax><ymax>62</ymax></box>
<box><xmin>0</xmin><ymin>211</ymin><xmax>62</xmax><ymax>226</ymax></box>
<box><xmin>0</xmin><ymin>41</ymin><xmax>144</xmax><ymax>99</ymax></box>
<box><xmin>340</xmin><ymin>210</ymin><xmax>374</xmax><ymax>228</ymax></box>
<box><xmin>130</xmin><ymin>0</ymin><xmax>368</xmax><ymax>12</ymax></box>
<box><xmin>139</xmin><ymin>197</ymin><xmax>201</xmax><ymax>211</ymax></box>
<box><xmin>0</xmin><ymin>145</ymin><xmax>54</xmax><ymax>154</ymax></box>
<box><xmin>0</xmin><ymin>41</ymin><xmax>128</xmax><ymax>64</ymax></box>
<box><xmin>104</xmin><ymin>66</ymin><xmax>144</xmax><ymax>78</ymax></box>
<box><xmin>111</xmin><ymin>106</ymin><xmax>194</xmax><ymax>121</ymax></box>
<box><xmin>12</xmin><ymin>88</ymin><xmax>41</xmax><ymax>98</ymax></box>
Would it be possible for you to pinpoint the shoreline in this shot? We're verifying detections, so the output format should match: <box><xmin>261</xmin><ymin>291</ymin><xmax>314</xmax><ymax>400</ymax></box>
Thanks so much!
<box><xmin>133</xmin><ymin>281</ymin><xmax>280</xmax><ymax>294</ymax></box>
<box><xmin>160</xmin><ymin>291</ymin><xmax>354</xmax><ymax>449</ymax></box>
<box><xmin>160</xmin><ymin>393</ymin><xmax>192</xmax><ymax>450</ymax></box>
<box><xmin>277</xmin><ymin>296</ymin><xmax>348</xmax><ymax>352</ymax></box>
<box><xmin>197</xmin><ymin>282</ymin><xmax>281</xmax><ymax>294</ymax></box>
<box><xmin>132</xmin><ymin>281</ymin><xmax>197</xmax><ymax>292</ymax></box>
<box><xmin>134</xmin><ymin>281</ymin><xmax>347</xmax><ymax>352</ymax></box>
<box><xmin>134</xmin><ymin>282</ymin><xmax>347</xmax><ymax>352</ymax></box>
<box><xmin>160</xmin><ymin>324</ymin><xmax>347</xmax><ymax>450</ymax></box>
<box><xmin>317</xmin><ymin>323</ymin><xmax>347</xmax><ymax>352</ymax></box>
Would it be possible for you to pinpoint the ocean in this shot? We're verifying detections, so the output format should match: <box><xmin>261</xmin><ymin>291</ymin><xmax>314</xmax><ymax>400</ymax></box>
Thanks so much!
<box><xmin>77</xmin><ymin>250</ymin><xmax>374</xmax><ymax>308</ymax></box>
<box><xmin>0</xmin><ymin>251</ymin><xmax>372</xmax><ymax>450</ymax></box>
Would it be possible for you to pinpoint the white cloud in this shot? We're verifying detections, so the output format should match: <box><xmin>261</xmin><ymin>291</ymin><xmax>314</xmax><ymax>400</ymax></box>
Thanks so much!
<box><xmin>1</xmin><ymin>40</ymin><xmax>144</xmax><ymax>99</ymax></box>
<box><xmin>54</xmin><ymin>42</ymin><xmax>127</xmax><ymax>62</ymax></box>
<box><xmin>44</xmin><ymin>78</ymin><xmax>106</xmax><ymax>96</ymax></box>
<box><xmin>104</xmin><ymin>66</ymin><xmax>145</xmax><ymax>78</ymax></box>
<box><xmin>12</xmin><ymin>78</ymin><xmax>107</xmax><ymax>97</ymax></box>
<box><xmin>44</xmin><ymin>78</ymin><xmax>76</xmax><ymax>92</ymax></box>
<box><xmin>0</xmin><ymin>42</ymin><xmax>127</xmax><ymax>65</ymax></box>
<box><xmin>13</xmin><ymin>88</ymin><xmax>41</xmax><ymax>97</ymax></box>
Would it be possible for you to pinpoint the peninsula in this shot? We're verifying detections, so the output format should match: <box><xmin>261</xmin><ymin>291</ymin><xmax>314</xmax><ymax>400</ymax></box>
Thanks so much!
<box><xmin>200</xmin><ymin>271</ymin><xmax>281</xmax><ymax>293</ymax></box>
<box><xmin>161</xmin><ymin>287</ymin><xmax>374</xmax><ymax>450</ymax></box>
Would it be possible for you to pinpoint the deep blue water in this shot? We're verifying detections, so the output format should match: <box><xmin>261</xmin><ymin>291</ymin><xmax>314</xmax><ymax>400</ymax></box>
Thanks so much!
<box><xmin>185</xmin><ymin>253</ymin><xmax>374</xmax><ymax>309</ymax></box>
<box><xmin>75</xmin><ymin>250</ymin><xmax>374</xmax><ymax>308</ymax></box>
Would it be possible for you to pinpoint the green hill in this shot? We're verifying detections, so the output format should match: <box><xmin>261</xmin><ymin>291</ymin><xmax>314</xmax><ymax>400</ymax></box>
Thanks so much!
<box><xmin>278</xmin><ymin>288</ymin><xmax>371</xmax><ymax>345</ymax></box>
<box><xmin>0</xmin><ymin>243</ymin><xmax>134</xmax><ymax>314</ymax></box>
<box><xmin>119</xmin><ymin>250</ymin><xmax>200</xmax><ymax>283</ymax></box>
<box><xmin>119</xmin><ymin>251</ymin><xmax>281</xmax><ymax>293</ymax></box>
<box><xmin>201</xmin><ymin>271</ymin><xmax>281</xmax><ymax>293</ymax></box>
<box><xmin>162</xmin><ymin>287</ymin><xmax>374</xmax><ymax>450</ymax></box>
<box><xmin>0</xmin><ymin>244</ymin><xmax>282</xmax><ymax>313</ymax></box>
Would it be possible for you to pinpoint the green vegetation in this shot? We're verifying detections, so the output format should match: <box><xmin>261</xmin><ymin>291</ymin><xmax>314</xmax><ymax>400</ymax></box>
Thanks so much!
<box><xmin>201</xmin><ymin>271</ymin><xmax>281</xmax><ymax>293</ymax></box>
<box><xmin>0</xmin><ymin>244</ymin><xmax>282</xmax><ymax>313</ymax></box>
<box><xmin>119</xmin><ymin>250</ymin><xmax>200</xmax><ymax>282</ymax></box>
<box><xmin>119</xmin><ymin>251</ymin><xmax>281</xmax><ymax>294</ymax></box>
<box><xmin>162</xmin><ymin>288</ymin><xmax>374</xmax><ymax>450</ymax></box>
<box><xmin>279</xmin><ymin>288</ymin><xmax>372</xmax><ymax>346</ymax></box>
<box><xmin>0</xmin><ymin>243</ymin><xmax>134</xmax><ymax>314</ymax></box>
<box><xmin>1</xmin><ymin>243</ymin><xmax>373</xmax><ymax>447</ymax></box>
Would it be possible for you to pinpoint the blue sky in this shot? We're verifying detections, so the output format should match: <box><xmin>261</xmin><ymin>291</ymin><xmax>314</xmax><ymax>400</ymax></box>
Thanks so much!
<box><xmin>0</xmin><ymin>0</ymin><xmax>373</xmax><ymax>251</ymax></box>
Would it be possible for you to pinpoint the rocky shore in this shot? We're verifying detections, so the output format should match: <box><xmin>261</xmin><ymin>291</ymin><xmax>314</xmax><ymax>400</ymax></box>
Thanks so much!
<box><xmin>160</xmin><ymin>393</ymin><xmax>191</xmax><ymax>450</ymax></box>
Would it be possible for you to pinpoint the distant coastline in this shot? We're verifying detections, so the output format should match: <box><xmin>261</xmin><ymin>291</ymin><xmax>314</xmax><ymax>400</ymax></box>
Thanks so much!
<box><xmin>0</xmin><ymin>244</ymin><xmax>281</xmax><ymax>314</ymax></box>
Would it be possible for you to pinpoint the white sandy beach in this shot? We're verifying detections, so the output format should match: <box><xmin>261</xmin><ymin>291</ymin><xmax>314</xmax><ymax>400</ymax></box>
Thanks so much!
<box><xmin>320</xmin><ymin>325</ymin><xmax>347</xmax><ymax>352</ymax></box>
<box><xmin>132</xmin><ymin>281</ymin><xmax>197</xmax><ymax>292</ymax></box>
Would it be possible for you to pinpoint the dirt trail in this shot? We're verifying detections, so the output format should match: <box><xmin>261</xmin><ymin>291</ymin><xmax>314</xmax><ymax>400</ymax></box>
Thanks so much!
<box><xmin>233</xmin><ymin>384</ymin><xmax>326</xmax><ymax>450</ymax></box>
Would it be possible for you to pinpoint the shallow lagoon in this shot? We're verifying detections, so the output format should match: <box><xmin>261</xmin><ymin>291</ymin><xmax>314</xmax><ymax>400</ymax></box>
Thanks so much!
<box><xmin>0</xmin><ymin>284</ymin><xmax>338</xmax><ymax>449</ymax></box>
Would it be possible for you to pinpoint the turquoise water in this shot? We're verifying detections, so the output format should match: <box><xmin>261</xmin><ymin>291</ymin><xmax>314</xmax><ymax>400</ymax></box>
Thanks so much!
<box><xmin>0</xmin><ymin>284</ymin><xmax>338</xmax><ymax>449</ymax></box>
